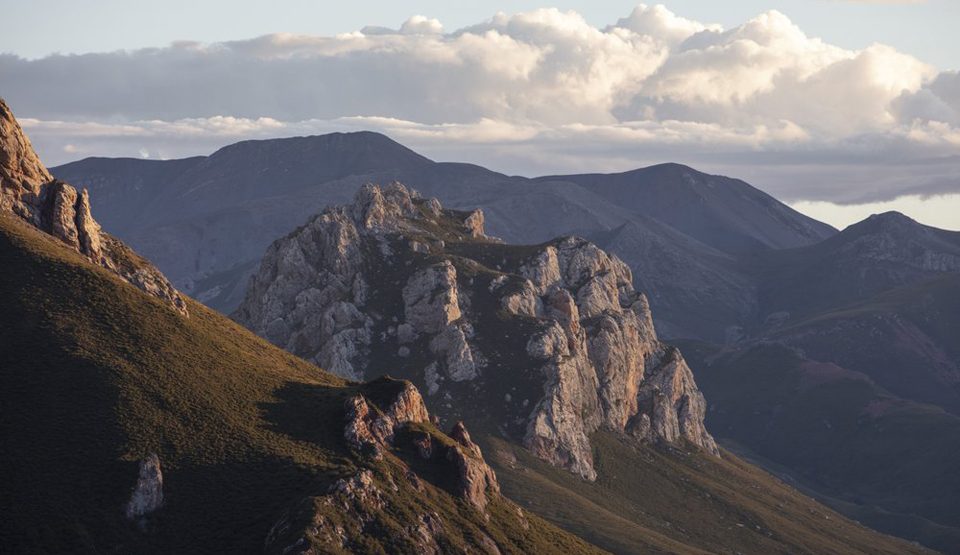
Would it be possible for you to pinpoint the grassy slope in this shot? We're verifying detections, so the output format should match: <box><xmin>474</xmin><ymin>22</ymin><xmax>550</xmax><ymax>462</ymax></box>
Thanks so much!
<box><xmin>483</xmin><ymin>431</ymin><xmax>934</xmax><ymax>555</ymax></box>
<box><xmin>680</xmin><ymin>340</ymin><xmax>960</xmax><ymax>554</ymax></box>
<box><xmin>0</xmin><ymin>214</ymin><xmax>609</xmax><ymax>555</ymax></box>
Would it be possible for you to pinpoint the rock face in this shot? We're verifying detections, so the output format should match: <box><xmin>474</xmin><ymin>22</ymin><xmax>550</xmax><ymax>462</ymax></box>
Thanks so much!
<box><xmin>236</xmin><ymin>183</ymin><xmax>718</xmax><ymax>481</ymax></box>
<box><xmin>340</xmin><ymin>378</ymin><xmax>500</xmax><ymax>512</ymax></box>
<box><xmin>125</xmin><ymin>454</ymin><xmax>164</xmax><ymax>525</ymax></box>
<box><xmin>266</xmin><ymin>379</ymin><xmax>506</xmax><ymax>555</ymax></box>
<box><xmin>445</xmin><ymin>421</ymin><xmax>501</xmax><ymax>511</ymax></box>
<box><xmin>343</xmin><ymin>380</ymin><xmax>431</xmax><ymax>451</ymax></box>
<box><xmin>0</xmin><ymin>97</ymin><xmax>187</xmax><ymax>315</ymax></box>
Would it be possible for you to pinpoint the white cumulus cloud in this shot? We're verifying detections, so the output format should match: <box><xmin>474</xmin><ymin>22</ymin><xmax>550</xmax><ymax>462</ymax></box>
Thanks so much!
<box><xmin>3</xmin><ymin>4</ymin><xmax>959</xmax><ymax>206</ymax></box>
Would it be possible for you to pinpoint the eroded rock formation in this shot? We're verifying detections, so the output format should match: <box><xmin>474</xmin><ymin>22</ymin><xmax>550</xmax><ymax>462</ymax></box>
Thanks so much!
<box><xmin>266</xmin><ymin>380</ymin><xmax>506</xmax><ymax>554</ymax></box>
<box><xmin>125</xmin><ymin>454</ymin><xmax>164</xmax><ymax>526</ymax></box>
<box><xmin>0</xmin><ymin>98</ymin><xmax>188</xmax><ymax>315</ymax></box>
<box><xmin>341</xmin><ymin>380</ymin><xmax>500</xmax><ymax>512</ymax></box>
<box><xmin>343</xmin><ymin>380</ymin><xmax>430</xmax><ymax>451</ymax></box>
<box><xmin>236</xmin><ymin>183</ymin><xmax>718</xmax><ymax>481</ymax></box>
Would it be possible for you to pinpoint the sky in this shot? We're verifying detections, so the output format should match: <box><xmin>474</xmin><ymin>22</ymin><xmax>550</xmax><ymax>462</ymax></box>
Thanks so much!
<box><xmin>2</xmin><ymin>0</ymin><xmax>959</xmax><ymax>230</ymax></box>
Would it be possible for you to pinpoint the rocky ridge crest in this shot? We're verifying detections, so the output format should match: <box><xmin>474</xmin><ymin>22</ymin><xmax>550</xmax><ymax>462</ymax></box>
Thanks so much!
<box><xmin>235</xmin><ymin>183</ymin><xmax>718</xmax><ymax>481</ymax></box>
<box><xmin>266</xmin><ymin>378</ymin><xmax>508</xmax><ymax>555</ymax></box>
<box><xmin>0</xmin><ymin>98</ymin><xmax>187</xmax><ymax>315</ymax></box>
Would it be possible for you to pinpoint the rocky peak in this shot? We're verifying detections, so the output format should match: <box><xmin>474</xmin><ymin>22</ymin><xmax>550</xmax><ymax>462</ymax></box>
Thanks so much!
<box><xmin>831</xmin><ymin>210</ymin><xmax>960</xmax><ymax>273</ymax></box>
<box><xmin>340</xmin><ymin>378</ymin><xmax>500</xmax><ymax>511</ymax></box>
<box><xmin>261</xmin><ymin>376</ymin><xmax>507</xmax><ymax>553</ymax></box>
<box><xmin>0</xmin><ymin>97</ymin><xmax>188</xmax><ymax>315</ymax></box>
<box><xmin>236</xmin><ymin>183</ymin><xmax>718</xmax><ymax>482</ymax></box>
<box><xmin>352</xmin><ymin>182</ymin><xmax>419</xmax><ymax>229</ymax></box>
<box><xmin>0</xmin><ymin>98</ymin><xmax>52</xmax><ymax>211</ymax></box>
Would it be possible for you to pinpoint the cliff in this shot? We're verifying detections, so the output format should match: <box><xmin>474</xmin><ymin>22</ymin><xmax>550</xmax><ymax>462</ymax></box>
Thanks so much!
<box><xmin>0</xmin><ymin>97</ymin><xmax>187</xmax><ymax>315</ymax></box>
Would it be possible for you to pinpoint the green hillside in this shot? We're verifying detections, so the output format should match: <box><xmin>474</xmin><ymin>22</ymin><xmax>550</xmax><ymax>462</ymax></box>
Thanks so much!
<box><xmin>485</xmin><ymin>430</ymin><xmax>934</xmax><ymax>555</ymax></box>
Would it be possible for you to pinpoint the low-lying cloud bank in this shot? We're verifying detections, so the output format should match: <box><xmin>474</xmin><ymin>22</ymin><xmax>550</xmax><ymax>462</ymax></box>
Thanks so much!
<box><xmin>4</xmin><ymin>4</ymin><xmax>959</xmax><ymax>222</ymax></box>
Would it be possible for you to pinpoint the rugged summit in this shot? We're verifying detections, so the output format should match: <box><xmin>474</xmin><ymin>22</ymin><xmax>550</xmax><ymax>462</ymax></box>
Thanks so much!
<box><xmin>235</xmin><ymin>183</ymin><xmax>718</xmax><ymax>481</ymax></box>
<box><xmin>0</xmin><ymin>98</ymin><xmax>187</xmax><ymax>315</ymax></box>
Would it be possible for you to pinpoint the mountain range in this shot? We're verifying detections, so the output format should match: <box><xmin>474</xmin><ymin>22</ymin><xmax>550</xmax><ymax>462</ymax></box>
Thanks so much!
<box><xmin>0</xmin><ymin>96</ymin><xmax>941</xmax><ymax>554</ymax></box>
<box><xmin>53</xmin><ymin>130</ymin><xmax>960</xmax><ymax>553</ymax></box>
<box><xmin>50</xmin><ymin>128</ymin><xmax>960</xmax><ymax>553</ymax></box>
<box><xmin>52</xmin><ymin>133</ymin><xmax>834</xmax><ymax>342</ymax></box>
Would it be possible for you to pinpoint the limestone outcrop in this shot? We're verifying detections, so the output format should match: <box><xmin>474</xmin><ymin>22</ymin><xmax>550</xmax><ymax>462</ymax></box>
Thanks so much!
<box><xmin>343</xmin><ymin>380</ymin><xmax>430</xmax><ymax>451</ymax></box>
<box><xmin>341</xmin><ymin>379</ymin><xmax>500</xmax><ymax>512</ymax></box>
<box><xmin>236</xmin><ymin>183</ymin><xmax>718</xmax><ymax>482</ymax></box>
<box><xmin>445</xmin><ymin>421</ymin><xmax>501</xmax><ymax>511</ymax></box>
<box><xmin>125</xmin><ymin>454</ymin><xmax>164</xmax><ymax>526</ymax></box>
<box><xmin>410</xmin><ymin>420</ymin><xmax>501</xmax><ymax>512</ymax></box>
<box><xmin>266</xmin><ymin>380</ymin><xmax>506</xmax><ymax>555</ymax></box>
<box><xmin>0</xmin><ymin>98</ymin><xmax>188</xmax><ymax>315</ymax></box>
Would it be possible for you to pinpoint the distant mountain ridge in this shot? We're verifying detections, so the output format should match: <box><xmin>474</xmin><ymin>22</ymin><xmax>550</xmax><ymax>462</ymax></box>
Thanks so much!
<box><xmin>58</xmin><ymin>131</ymin><xmax>432</xmax><ymax>234</ymax></box>
<box><xmin>685</xmin><ymin>213</ymin><xmax>960</xmax><ymax>554</ymax></box>
<box><xmin>52</xmin><ymin>130</ymin><xmax>832</xmax><ymax>341</ymax></box>
<box><xmin>749</xmin><ymin>210</ymin><xmax>960</xmax><ymax>330</ymax></box>
<box><xmin>538</xmin><ymin>163</ymin><xmax>836</xmax><ymax>254</ymax></box>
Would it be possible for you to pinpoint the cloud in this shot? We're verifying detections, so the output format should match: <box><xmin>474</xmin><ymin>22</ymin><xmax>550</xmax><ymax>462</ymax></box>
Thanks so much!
<box><xmin>400</xmin><ymin>15</ymin><xmax>445</xmax><ymax>35</ymax></box>
<box><xmin>611</xmin><ymin>4</ymin><xmax>721</xmax><ymax>45</ymax></box>
<box><xmin>3</xmin><ymin>4</ymin><xmax>959</xmax><ymax>205</ymax></box>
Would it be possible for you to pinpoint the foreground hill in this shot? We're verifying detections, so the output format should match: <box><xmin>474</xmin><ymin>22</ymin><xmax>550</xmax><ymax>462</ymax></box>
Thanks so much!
<box><xmin>232</xmin><ymin>182</ymin><xmax>931</xmax><ymax>555</ymax></box>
